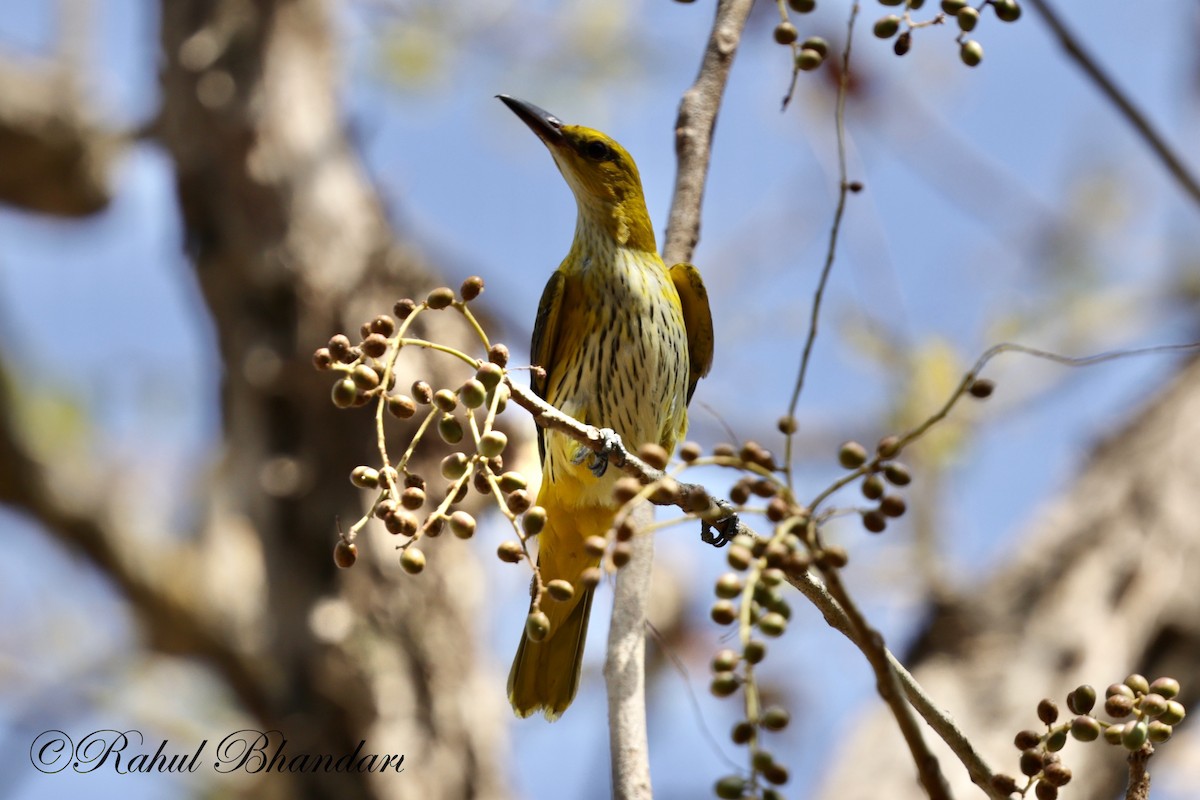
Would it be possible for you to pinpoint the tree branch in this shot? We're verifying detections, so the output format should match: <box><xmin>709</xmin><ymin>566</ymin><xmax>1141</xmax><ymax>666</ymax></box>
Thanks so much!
<box><xmin>1026</xmin><ymin>0</ymin><xmax>1200</xmax><ymax>209</ymax></box>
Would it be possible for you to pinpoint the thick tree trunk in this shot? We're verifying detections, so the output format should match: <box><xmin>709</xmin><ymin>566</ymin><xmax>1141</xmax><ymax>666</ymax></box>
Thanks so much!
<box><xmin>156</xmin><ymin>2</ymin><xmax>509</xmax><ymax>798</ymax></box>
<box><xmin>1</xmin><ymin>2</ymin><xmax>510</xmax><ymax>799</ymax></box>
<box><xmin>820</xmin><ymin>358</ymin><xmax>1200</xmax><ymax>798</ymax></box>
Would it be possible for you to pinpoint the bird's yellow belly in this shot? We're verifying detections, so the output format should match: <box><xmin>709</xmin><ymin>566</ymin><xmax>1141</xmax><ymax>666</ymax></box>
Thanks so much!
<box><xmin>543</xmin><ymin>251</ymin><xmax>689</xmax><ymax>506</ymax></box>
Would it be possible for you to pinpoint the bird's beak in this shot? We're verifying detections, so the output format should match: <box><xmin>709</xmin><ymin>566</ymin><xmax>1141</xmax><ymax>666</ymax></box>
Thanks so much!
<box><xmin>497</xmin><ymin>95</ymin><xmax>565</xmax><ymax>146</ymax></box>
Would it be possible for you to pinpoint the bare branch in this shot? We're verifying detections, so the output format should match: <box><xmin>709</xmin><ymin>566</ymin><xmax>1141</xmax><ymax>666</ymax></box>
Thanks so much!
<box><xmin>662</xmin><ymin>0</ymin><xmax>756</xmax><ymax>268</ymax></box>
<box><xmin>1026</xmin><ymin>0</ymin><xmax>1200</xmax><ymax>209</ymax></box>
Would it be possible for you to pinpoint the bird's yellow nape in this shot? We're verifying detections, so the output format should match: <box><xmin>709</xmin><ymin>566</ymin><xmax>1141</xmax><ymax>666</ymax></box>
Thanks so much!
<box><xmin>498</xmin><ymin>95</ymin><xmax>656</xmax><ymax>253</ymax></box>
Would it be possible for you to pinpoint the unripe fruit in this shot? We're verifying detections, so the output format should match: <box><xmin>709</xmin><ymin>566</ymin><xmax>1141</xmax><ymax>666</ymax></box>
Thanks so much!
<box><xmin>522</xmin><ymin>506</ymin><xmax>547</xmax><ymax>537</ymax></box>
<box><xmin>861</xmin><ymin>474</ymin><xmax>885</xmax><ymax>500</ymax></box>
<box><xmin>873</xmin><ymin>15</ymin><xmax>901</xmax><ymax>39</ymax></box>
<box><xmin>638</xmin><ymin>443</ymin><xmax>669</xmax><ymax>470</ymax></box>
<box><xmin>411</xmin><ymin>381</ymin><xmax>433</xmax><ymax>404</ymax></box>
<box><xmin>727</xmin><ymin>544</ymin><xmax>753</xmax><ymax>571</ymax></box>
<box><xmin>994</xmin><ymin>0</ymin><xmax>1022</xmax><ymax>22</ymax></box>
<box><xmin>1148</xmin><ymin>720</ymin><xmax>1173</xmax><ymax>743</ymax></box>
<box><xmin>449</xmin><ymin>511</ymin><xmax>476</xmax><ymax>539</ymax></box>
<box><xmin>361</xmin><ymin>333</ymin><xmax>388</xmax><ymax>359</ymax></box>
<box><xmin>1122</xmin><ymin>719</ymin><xmax>1149</xmax><ymax>751</ymax></box>
<box><xmin>710</xmin><ymin>672</ymin><xmax>739</xmax><ymax>697</ymax></box>
<box><xmin>584</xmin><ymin>535</ymin><xmax>608</xmax><ymax>557</ymax></box>
<box><xmin>715</xmin><ymin>572</ymin><xmax>743</xmax><ymax>599</ymax></box>
<box><xmin>968</xmin><ymin>377</ymin><xmax>994</xmax><ymax>398</ymax></box>
<box><xmin>744</xmin><ymin>639</ymin><xmax>766</xmax><ymax>664</ymax></box>
<box><xmin>714</xmin><ymin>775</ymin><xmax>746</xmax><ymax>799</ymax></box>
<box><xmin>487</xmin><ymin>343</ymin><xmax>510</xmax><ymax>367</ymax></box>
<box><xmin>332</xmin><ymin>377</ymin><xmax>358</xmax><ymax>408</ymax></box>
<box><xmin>1149</xmin><ymin>677</ymin><xmax>1180</xmax><ymax>699</ymax></box>
<box><xmin>1160</xmin><ymin>700</ymin><xmax>1186</xmax><ymax>725</ymax></box>
<box><xmin>838</xmin><ymin>440</ymin><xmax>869</xmax><ymax>468</ymax></box>
<box><xmin>479</xmin><ymin>430</ymin><xmax>508</xmax><ymax>459</ymax></box>
<box><xmin>1018</xmin><ymin>748</ymin><xmax>1043</xmax><ymax>777</ymax></box>
<box><xmin>458</xmin><ymin>379</ymin><xmax>487</xmax><ymax>409</ymax></box>
<box><xmin>426</xmin><ymin>287</ymin><xmax>455</xmax><ymax>309</ymax></box>
<box><xmin>1013</xmin><ymin>729</ymin><xmax>1041</xmax><ymax>750</ymax></box>
<box><xmin>762</xmin><ymin>706</ymin><xmax>790</xmax><ymax>731</ymax></box>
<box><xmin>350</xmin><ymin>466</ymin><xmax>379</xmax><ymax>489</ymax></box>
<box><xmin>506</xmin><ymin>489</ymin><xmax>532</xmax><ymax>514</ymax></box>
<box><xmin>547</xmin><ymin>579</ymin><xmax>574</xmax><ymax>602</ymax></box>
<box><xmin>787</xmin><ymin>0</ymin><xmax>815</xmax><ymax>11</ymax></box>
<box><xmin>774</xmin><ymin>22</ymin><xmax>799</xmax><ymax>45</ymax></box>
<box><xmin>1125</xmin><ymin>673</ymin><xmax>1150</xmax><ymax>695</ymax></box>
<box><xmin>438</xmin><ymin>413</ymin><xmax>464</xmax><ymax>444</ymax></box>
<box><xmin>460</xmin><ymin>275</ymin><xmax>485</xmax><ymax>301</ymax></box>
<box><xmin>1037</xmin><ymin>698</ymin><xmax>1060</xmax><ymax>725</ymax></box>
<box><xmin>758</xmin><ymin>612</ymin><xmax>787</xmax><ymax>637</ymax></box>
<box><xmin>387</xmin><ymin>394</ymin><xmax>416</xmax><ymax>419</ymax></box>
<box><xmin>862</xmin><ymin>510</ymin><xmax>887</xmax><ymax>533</ymax></box>
<box><xmin>1067</xmin><ymin>684</ymin><xmax>1096</xmax><ymax>714</ymax></box>
<box><xmin>525</xmin><ymin>610</ymin><xmax>550</xmax><ymax>642</ymax></box>
<box><xmin>498</xmin><ymin>471</ymin><xmax>527</xmax><ymax>492</ymax></box>
<box><xmin>400</xmin><ymin>547</ymin><xmax>426</xmax><ymax>575</ymax></box>
<box><xmin>497</xmin><ymin>540</ymin><xmax>523</xmax><ymax>563</ymax></box>
<box><xmin>611</xmin><ymin>542</ymin><xmax>632</xmax><ymax>568</ymax></box>
<box><xmin>1141</xmin><ymin>693</ymin><xmax>1168</xmax><ymax>718</ymax></box>
<box><xmin>441</xmin><ymin>452</ymin><xmax>470</xmax><ymax>481</ymax></box>
<box><xmin>884</xmin><ymin>463</ymin><xmax>912</xmax><ymax>485</ymax></box>
<box><xmin>1105</xmin><ymin>693</ymin><xmax>1133</xmax><ymax>718</ymax></box>
<box><xmin>712</xmin><ymin>648</ymin><xmax>738</xmax><ymax>673</ymax></box>
<box><xmin>956</xmin><ymin>7</ymin><xmax>979</xmax><ymax>31</ymax></box>
<box><xmin>711</xmin><ymin>600</ymin><xmax>737</xmax><ymax>625</ymax></box>
<box><xmin>1070</xmin><ymin>715</ymin><xmax>1100</xmax><ymax>742</ymax></box>
<box><xmin>334</xmin><ymin>540</ymin><xmax>357</xmax><ymax>568</ymax></box>
<box><xmin>802</xmin><ymin>36</ymin><xmax>828</xmax><ymax>57</ymax></box>
<box><xmin>960</xmin><ymin>40</ymin><xmax>983</xmax><ymax>67</ymax></box>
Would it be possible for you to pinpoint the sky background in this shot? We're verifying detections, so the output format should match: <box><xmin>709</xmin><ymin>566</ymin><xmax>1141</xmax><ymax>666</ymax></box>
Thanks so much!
<box><xmin>2</xmin><ymin>0</ymin><xmax>1199</xmax><ymax>798</ymax></box>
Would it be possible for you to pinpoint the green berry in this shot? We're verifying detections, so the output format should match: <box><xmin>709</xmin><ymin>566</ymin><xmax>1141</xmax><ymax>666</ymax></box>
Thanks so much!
<box><xmin>960</xmin><ymin>39</ymin><xmax>983</xmax><ymax>67</ymax></box>
<box><xmin>400</xmin><ymin>547</ymin><xmax>426</xmax><ymax>575</ymax></box>
<box><xmin>774</xmin><ymin>21</ymin><xmax>799</xmax><ymax>45</ymax></box>
<box><xmin>873</xmin><ymin>15</ymin><xmax>902</xmax><ymax>39</ymax></box>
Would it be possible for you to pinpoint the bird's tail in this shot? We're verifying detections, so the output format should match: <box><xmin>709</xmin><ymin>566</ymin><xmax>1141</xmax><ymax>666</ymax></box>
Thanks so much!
<box><xmin>507</xmin><ymin>488</ymin><xmax>610</xmax><ymax>721</ymax></box>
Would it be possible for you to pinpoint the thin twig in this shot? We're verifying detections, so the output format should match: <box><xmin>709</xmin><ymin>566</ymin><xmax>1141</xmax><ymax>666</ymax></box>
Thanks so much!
<box><xmin>1026</xmin><ymin>0</ymin><xmax>1200</xmax><ymax>208</ymax></box>
<box><xmin>783</xmin><ymin>2</ymin><xmax>859</xmax><ymax>490</ymax></box>
<box><xmin>1125</xmin><ymin>743</ymin><xmax>1153</xmax><ymax>800</ymax></box>
<box><xmin>788</xmin><ymin>571</ymin><xmax>1008</xmax><ymax>800</ymax></box>
<box><xmin>662</xmin><ymin>0</ymin><xmax>756</xmax><ymax>268</ymax></box>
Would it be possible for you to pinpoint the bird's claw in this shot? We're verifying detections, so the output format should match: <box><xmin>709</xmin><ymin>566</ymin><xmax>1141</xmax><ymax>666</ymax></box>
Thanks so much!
<box><xmin>573</xmin><ymin>428</ymin><xmax>623</xmax><ymax>478</ymax></box>
<box><xmin>701</xmin><ymin>499</ymin><xmax>741</xmax><ymax>548</ymax></box>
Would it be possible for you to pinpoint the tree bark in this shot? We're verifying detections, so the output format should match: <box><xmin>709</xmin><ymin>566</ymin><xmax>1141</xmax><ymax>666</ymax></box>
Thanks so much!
<box><xmin>1</xmin><ymin>2</ymin><xmax>511</xmax><ymax>799</ymax></box>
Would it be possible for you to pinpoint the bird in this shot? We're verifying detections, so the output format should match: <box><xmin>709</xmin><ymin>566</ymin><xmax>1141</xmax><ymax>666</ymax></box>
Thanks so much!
<box><xmin>498</xmin><ymin>94</ymin><xmax>714</xmax><ymax>721</ymax></box>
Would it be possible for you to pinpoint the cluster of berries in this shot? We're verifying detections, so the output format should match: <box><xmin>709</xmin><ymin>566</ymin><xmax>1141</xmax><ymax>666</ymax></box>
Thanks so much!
<box><xmin>992</xmin><ymin>675</ymin><xmax>1188</xmax><ymax>798</ymax></box>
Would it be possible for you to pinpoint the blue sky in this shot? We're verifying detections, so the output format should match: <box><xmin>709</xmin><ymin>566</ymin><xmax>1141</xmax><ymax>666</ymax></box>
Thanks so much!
<box><xmin>2</xmin><ymin>1</ymin><xmax>1199</xmax><ymax>798</ymax></box>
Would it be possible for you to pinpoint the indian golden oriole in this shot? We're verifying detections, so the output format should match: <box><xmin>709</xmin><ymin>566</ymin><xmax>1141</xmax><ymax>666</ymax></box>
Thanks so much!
<box><xmin>499</xmin><ymin>95</ymin><xmax>714</xmax><ymax>721</ymax></box>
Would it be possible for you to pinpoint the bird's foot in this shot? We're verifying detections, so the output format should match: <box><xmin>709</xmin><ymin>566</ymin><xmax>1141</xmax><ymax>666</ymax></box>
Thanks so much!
<box><xmin>701</xmin><ymin>498</ymin><xmax>741</xmax><ymax>548</ymax></box>
<box><xmin>572</xmin><ymin>428</ymin><xmax>623</xmax><ymax>478</ymax></box>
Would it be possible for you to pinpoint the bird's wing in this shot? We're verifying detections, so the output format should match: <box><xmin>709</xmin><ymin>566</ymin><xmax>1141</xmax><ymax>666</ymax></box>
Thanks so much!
<box><xmin>669</xmin><ymin>262</ymin><xmax>714</xmax><ymax>405</ymax></box>
<box><xmin>530</xmin><ymin>269</ymin><xmax>567</xmax><ymax>464</ymax></box>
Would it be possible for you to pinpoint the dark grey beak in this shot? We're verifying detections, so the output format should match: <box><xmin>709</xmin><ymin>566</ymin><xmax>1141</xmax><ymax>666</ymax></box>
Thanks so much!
<box><xmin>497</xmin><ymin>94</ymin><xmax>565</xmax><ymax>145</ymax></box>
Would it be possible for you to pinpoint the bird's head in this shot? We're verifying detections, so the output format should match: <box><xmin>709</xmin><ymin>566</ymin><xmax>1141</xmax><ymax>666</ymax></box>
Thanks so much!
<box><xmin>499</xmin><ymin>94</ymin><xmax>656</xmax><ymax>253</ymax></box>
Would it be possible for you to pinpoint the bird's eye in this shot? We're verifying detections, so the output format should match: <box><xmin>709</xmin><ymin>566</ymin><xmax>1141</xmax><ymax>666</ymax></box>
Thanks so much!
<box><xmin>584</xmin><ymin>140</ymin><xmax>611</xmax><ymax>161</ymax></box>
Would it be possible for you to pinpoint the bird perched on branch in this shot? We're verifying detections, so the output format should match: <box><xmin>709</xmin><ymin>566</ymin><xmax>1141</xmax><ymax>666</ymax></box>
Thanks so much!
<box><xmin>498</xmin><ymin>94</ymin><xmax>714</xmax><ymax>721</ymax></box>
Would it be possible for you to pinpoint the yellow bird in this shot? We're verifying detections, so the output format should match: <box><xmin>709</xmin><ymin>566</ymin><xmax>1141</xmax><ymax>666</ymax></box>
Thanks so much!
<box><xmin>499</xmin><ymin>95</ymin><xmax>714</xmax><ymax>721</ymax></box>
